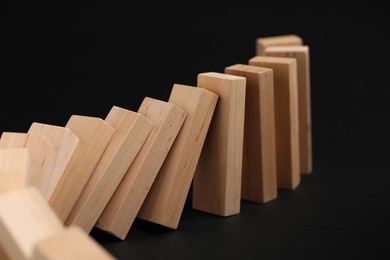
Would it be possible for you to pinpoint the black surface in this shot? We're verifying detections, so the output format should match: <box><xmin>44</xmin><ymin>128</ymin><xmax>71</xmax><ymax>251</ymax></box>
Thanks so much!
<box><xmin>2</xmin><ymin>4</ymin><xmax>390</xmax><ymax>259</ymax></box>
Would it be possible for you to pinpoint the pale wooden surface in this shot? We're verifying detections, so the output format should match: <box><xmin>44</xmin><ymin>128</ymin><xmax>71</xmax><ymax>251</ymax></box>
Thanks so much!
<box><xmin>137</xmin><ymin>84</ymin><xmax>218</xmax><ymax>229</ymax></box>
<box><xmin>0</xmin><ymin>187</ymin><xmax>64</xmax><ymax>260</ymax></box>
<box><xmin>66</xmin><ymin>107</ymin><xmax>153</xmax><ymax>234</ymax></box>
<box><xmin>31</xmin><ymin>226</ymin><xmax>115</xmax><ymax>260</ymax></box>
<box><xmin>96</xmin><ymin>98</ymin><xmax>186</xmax><ymax>239</ymax></box>
<box><xmin>28</xmin><ymin>123</ymin><xmax>80</xmax><ymax>201</ymax></box>
<box><xmin>256</xmin><ymin>34</ymin><xmax>302</xmax><ymax>56</ymax></box>
<box><xmin>192</xmin><ymin>72</ymin><xmax>245</xmax><ymax>216</ymax></box>
<box><xmin>225</xmin><ymin>64</ymin><xmax>278</xmax><ymax>203</ymax></box>
<box><xmin>47</xmin><ymin>116</ymin><xmax>114</xmax><ymax>223</ymax></box>
<box><xmin>264</xmin><ymin>46</ymin><xmax>312</xmax><ymax>174</ymax></box>
<box><xmin>0</xmin><ymin>148</ymin><xmax>29</xmax><ymax>194</ymax></box>
<box><xmin>249</xmin><ymin>56</ymin><xmax>300</xmax><ymax>190</ymax></box>
<box><xmin>0</xmin><ymin>132</ymin><xmax>56</xmax><ymax>191</ymax></box>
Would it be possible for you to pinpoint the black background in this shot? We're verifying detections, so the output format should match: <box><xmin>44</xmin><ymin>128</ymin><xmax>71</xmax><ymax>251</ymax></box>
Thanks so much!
<box><xmin>2</xmin><ymin>3</ymin><xmax>390</xmax><ymax>259</ymax></box>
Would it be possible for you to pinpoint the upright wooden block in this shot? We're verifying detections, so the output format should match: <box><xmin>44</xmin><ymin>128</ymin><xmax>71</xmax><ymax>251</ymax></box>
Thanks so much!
<box><xmin>0</xmin><ymin>187</ymin><xmax>64</xmax><ymax>260</ymax></box>
<box><xmin>137</xmin><ymin>84</ymin><xmax>218</xmax><ymax>229</ymax></box>
<box><xmin>256</xmin><ymin>34</ymin><xmax>302</xmax><ymax>56</ymax></box>
<box><xmin>249</xmin><ymin>56</ymin><xmax>300</xmax><ymax>190</ymax></box>
<box><xmin>225</xmin><ymin>64</ymin><xmax>278</xmax><ymax>203</ymax></box>
<box><xmin>31</xmin><ymin>226</ymin><xmax>115</xmax><ymax>260</ymax></box>
<box><xmin>96</xmin><ymin>98</ymin><xmax>186</xmax><ymax>239</ymax></box>
<box><xmin>50</xmin><ymin>116</ymin><xmax>114</xmax><ymax>222</ymax></box>
<box><xmin>28</xmin><ymin>123</ymin><xmax>80</xmax><ymax>201</ymax></box>
<box><xmin>0</xmin><ymin>132</ymin><xmax>56</xmax><ymax>191</ymax></box>
<box><xmin>192</xmin><ymin>72</ymin><xmax>245</xmax><ymax>216</ymax></box>
<box><xmin>0</xmin><ymin>148</ymin><xmax>29</xmax><ymax>193</ymax></box>
<box><xmin>264</xmin><ymin>46</ymin><xmax>312</xmax><ymax>174</ymax></box>
<box><xmin>66</xmin><ymin>107</ymin><xmax>153</xmax><ymax>233</ymax></box>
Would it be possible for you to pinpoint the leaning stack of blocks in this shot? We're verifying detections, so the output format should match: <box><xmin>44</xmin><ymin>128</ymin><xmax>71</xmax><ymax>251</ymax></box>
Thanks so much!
<box><xmin>0</xmin><ymin>34</ymin><xmax>312</xmax><ymax>259</ymax></box>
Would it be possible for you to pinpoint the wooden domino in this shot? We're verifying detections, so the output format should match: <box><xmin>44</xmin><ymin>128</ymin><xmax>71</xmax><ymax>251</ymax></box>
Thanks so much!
<box><xmin>66</xmin><ymin>107</ymin><xmax>153</xmax><ymax>233</ymax></box>
<box><xmin>0</xmin><ymin>187</ymin><xmax>64</xmax><ymax>260</ymax></box>
<box><xmin>137</xmin><ymin>84</ymin><xmax>218</xmax><ymax>229</ymax></box>
<box><xmin>31</xmin><ymin>226</ymin><xmax>114</xmax><ymax>260</ymax></box>
<box><xmin>0</xmin><ymin>132</ymin><xmax>56</xmax><ymax>191</ymax></box>
<box><xmin>28</xmin><ymin>123</ymin><xmax>80</xmax><ymax>201</ymax></box>
<box><xmin>225</xmin><ymin>64</ymin><xmax>278</xmax><ymax>203</ymax></box>
<box><xmin>96</xmin><ymin>98</ymin><xmax>186</xmax><ymax>239</ymax></box>
<box><xmin>249</xmin><ymin>56</ymin><xmax>300</xmax><ymax>190</ymax></box>
<box><xmin>192</xmin><ymin>72</ymin><xmax>246</xmax><ymax>217</ymax></box>
<box><xmin>256</xmin><ymin>34</ymin><xmax>302</xmax><ymax>56</ymax></box>
<box><xmin>0</xmin><ymin>148</ymin><xmax>29</xmax><ymax>193</ymax></box>
<box><xmin>264</xmin><ymin>45</ymin><xmax>312</xmax><ymax>174</ymax></box>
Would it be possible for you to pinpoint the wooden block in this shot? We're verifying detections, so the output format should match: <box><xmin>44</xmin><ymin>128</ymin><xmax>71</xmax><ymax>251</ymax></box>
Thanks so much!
<box><xmin>96</xmin><ymin>98</ymin><xmax>186</xmax><ymax>239</ymax></box>
<box><xmin>0</xmin><ymin>187</ymin><xmax>64</xmax><ymax>260</ymax></box>
<box><xmin>66</xmin><ymin>107</ymin><xmax>153</xmax><ymax>234</ymax></box>
<box><xmin>264</xmin><ymin>46</ymin><xmax>312</xmax><ymax>174</ymax></box>
<box><xmin>137</xmin><ymin>84</ymin><xmax>218</xmax><ymax>229</ymax></box>
<box><xmin>28</xmin><ymin>123</ymin><xmax>80</xmax><ymax>201</ymax></box>
<box><xmin>31</xmin><ymin>226</ymin><xmax>114</xmax><ymax>260</ymax></box>
<box><xmin>192</xmin><ymin>72</ymin><xmax>245</xmax><ymax>216</ymax></box>
<box><xmin>249</xmin><ymin>56</ymin><xmax>300</xmax><ymax>190</ymax></box>
<box><xmin>225</xmin><ymin>64</ymin><xmax>278</xmax><ymax>203</ymax></box>
<box><xmin>0</xmin><ymin>132</ymin><xmax>56</xmax><ymax>191</ymax></box>
<box><xmin>256</xmin><ymin>34</ymin><xmax>302</xmax><ymax>56</ymax></box>
<box><xmin>50</xmin><ymin>116</ymin><xmax>114</xmax><ymax>222</ymax></box>
<box><xmin>0</xmin><ymin>148</ymin><xmax>29</xmax><ymax>193</ymax></box>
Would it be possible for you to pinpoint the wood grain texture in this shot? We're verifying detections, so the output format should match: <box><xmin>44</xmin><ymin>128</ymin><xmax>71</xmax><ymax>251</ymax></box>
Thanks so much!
<box><xmin>31</xmin><ymin>226</ymin><xmax>114</xmax><ymax>260</ymax></box>
<box><xmin>264</xmin><ymin>46</ymin><xmax>312</xmax><ymax>174</ymax></box>
<box><xmin>66</xmin><ymin>107</ymin><xmax>153</xmax><ymax>234</ymax></box>
<box><xmin>96</xmin><ymin>98</ymin><xmax>186</xmax><ymax>239</ymax></box>
<box><xmin>192</xmin><ymin>72</ymin><xmax>245</xmax><ymax>216</ymax></box>
<box><xmin>0</xmin><ymin>187</ymin><xmax>63</xmax><ymax>260</ymax></box>
<box><xmin>225</xmin><ymin>64</ymin><xmax>278</xmax><ymax>203</ymax></box>
<box><xmin>28</xmin><ymin>123</ymin><xmax>80</xmax><ymax>201</ymax></box>
<box><xmin>256</xmin><ymin>34</ymin><xmax>302</xmax><ymax>56</ymax></box>
<box><xmin>0</xmin><ymin>148</ymin><xmax>29</xmax><ymax>194</ymax></box>
<box><xmin>137</xmin><ymin>84</ymin><xmax>218</xmax><ymax>229</ymax></box>
<box><xmin>48</xmin><ymin>116</ymin><xmax>114</xmax><ymax>223</ymax></box>
<box><xmin>0</xmin><ymin>132</ymin><xmax>56</xmax><ymax>192</ymax></box>
<box><xmin>249</xmin><ymin>56</ymin><xmax>300</xmax><ymax>190</ymax></box>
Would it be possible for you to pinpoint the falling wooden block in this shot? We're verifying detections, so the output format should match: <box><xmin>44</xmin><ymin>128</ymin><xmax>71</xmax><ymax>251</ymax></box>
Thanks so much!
<box><xmin>192</xmin><ymin>72</ymin><xmax>245</xmax><ymax>216</ymax></box>
<box><xmin>0</xmin><ymin>187</ymin><xmax>64</xmax><ymax>260</ymax></box>
<box><xmin>225</xmin><ymin>64</ymin><xmax>278</xmax><ymax>203</ymax></box>
<box><xmin>0</xmin><ymin>132</ymin><xmax>56</xmax><ymax>191</ymax></box>
<box><xmin>256</xmin><ymin>34</ymin><xmax>302</xmax><ymax>56</ymax></box>
<box><xmin>96</xmin><ymin>98</ymin><xmax>186</xmax><ymax>239</ymax></box>
<box><xmin>53</xmin><ymin>116</ymin><xmax>114</xmax><ymax>223</ymax></box>
<box><xmin>0</xmin><ymin>148</ymin><xmax>29</xmax><ymax>193</ymax></box>
<box><xmin>249</xmin><ymin>56</ymin><xmax>300</xmax><ymax>190</ymax></box>
<box><xmin>137</xmin><ymin>84</ymin><xmax>218</xmax><ymax>229</ymax></box>
<box><xmin>264</xmin><ymin>46</ymin><xmax>312</xmax><ymax>174</ymax></box>
<box><xmin>66</xmin><ymin>107</ymin><xmax>153</xmax><ymax>234</ymax></box>
<box><xmin>28</xmin><ymin>123</ymin><xmax>80</xmax><ymax>201</ymax></box>
<box><xmin>31</xmin><ymin>226</ymin><xmax>115</xmax><ymax>260</ymax></box>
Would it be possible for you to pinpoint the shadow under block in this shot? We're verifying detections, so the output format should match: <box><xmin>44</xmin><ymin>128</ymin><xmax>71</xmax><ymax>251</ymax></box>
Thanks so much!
<box><xmin>0</xmin><ymin>148</ymin><xmax>29</xmax><ymax>193</ymax></box>
<box><xmin>137</xmin><ymin>84</ymin><xmax>218</xmax><ymax>229</ymax></box>
<box><xmin>225</xmin><ymin>64</ymin><xmax>278</xmax><ymax>203</ymax></box>
<box><xmin>0</xmin><ymin>187</ymin><xmax>64</xmax><ymax>260</ymax></box>
<box><xmin>256</xmin><ymin>34</ymin><xmax>303</xmax><ymax>56</ymax></box>
<box><xmin>66</xmin><ymin>107</ymin><xmax>153</xmax><ymax>234</ymax></box>
<box><xmin>31</xmin><ymin>226</ymin><xmax>114</xmax><ymax>260</ymax></box>
<box><xmin>264</xmin><ymin>46</ymin><xmax>312</xmax><ymax>174</ymax></box>
<box><xmin>28</xmin><ymin>123</ymin><xmax>80</xmax><ymax>202</ymax></box>
<box><xmin>0</xmin><ymin>132</ymin><xmax>56</xmax><ymax>191</ymax></box>
<box><xmin>192</xmin><ymin>72</ymin><xmax>245</xmax><ymax>216</ymax></box>
<box><xmin>249</xmin><ymin>56</ymin><xmax>300</xmax><ymax>190</ymax></box>
<box><xmin>96</xmin><ymin>98</ymin><xmax>186</xmax><ymax>239</ymax></box>
<box><xmin>48</xmin><ymin>116</ymin><xmax>115</xmax><ymax>223</ymax></box>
